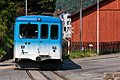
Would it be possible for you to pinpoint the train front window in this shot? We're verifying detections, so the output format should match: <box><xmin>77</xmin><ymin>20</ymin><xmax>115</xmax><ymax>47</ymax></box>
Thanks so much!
<box><xmin>51</xmin><ymin>25</ymin><xmax>58</xmax><ymax>39</ymax></box>
<box><xmin>20</xmin><ymin>24</ymin><xmax>38</xmax><ymax>39</ymax></box>
<box><xmin>41</xmin><ymin>24</ymin><xmax>48</xmax><ymax>39</ymax></box>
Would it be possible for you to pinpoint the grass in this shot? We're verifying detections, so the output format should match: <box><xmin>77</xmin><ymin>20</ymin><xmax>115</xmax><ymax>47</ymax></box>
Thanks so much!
<box><xmin>69</xmin><ymin>50</ymin><xmax>97</xmax><ymax>59</ymax></box>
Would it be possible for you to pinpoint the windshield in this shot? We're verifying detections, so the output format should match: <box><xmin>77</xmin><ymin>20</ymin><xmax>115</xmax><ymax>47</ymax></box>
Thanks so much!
<box><xmin>19</xmin><ymin>24</ymin><xmax>38</xmax><ymax>39</ymax></box>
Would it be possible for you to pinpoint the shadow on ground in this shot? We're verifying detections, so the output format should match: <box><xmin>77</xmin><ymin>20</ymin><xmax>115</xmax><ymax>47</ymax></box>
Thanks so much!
<box><xmin>15</xmin><ymin>59</ymin><xmax>81</xmax><ymax>71</ymax></box>
<box><xmin>62</xmin><ymin>59</ymin><xmax>81</xmax><ymax>70</ymax></box>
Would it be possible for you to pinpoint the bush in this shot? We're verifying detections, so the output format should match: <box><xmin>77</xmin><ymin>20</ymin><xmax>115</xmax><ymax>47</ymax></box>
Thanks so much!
<box><xmin>0</xmin><ymin>47</ymin><xmax>5</xmax><ymax>58</ymax></box>
<box><xmin>69</xmin><ymin>50</ymin><xmax>97</xmax><ymax>59</ymax></box>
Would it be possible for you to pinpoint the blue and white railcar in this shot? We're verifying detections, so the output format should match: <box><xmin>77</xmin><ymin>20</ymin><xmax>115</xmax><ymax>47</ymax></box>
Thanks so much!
<box><xmin>14</xmin><ymin>15</ymin><xmax>62</xmax><ymax>62</ymax></box>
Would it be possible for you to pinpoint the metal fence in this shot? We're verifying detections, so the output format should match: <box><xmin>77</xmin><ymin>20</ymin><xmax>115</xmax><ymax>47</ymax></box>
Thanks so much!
<box><xmin>70</xmin><ymin>41</ymin><xmax>120</xmax><ymax>54</ymax></box>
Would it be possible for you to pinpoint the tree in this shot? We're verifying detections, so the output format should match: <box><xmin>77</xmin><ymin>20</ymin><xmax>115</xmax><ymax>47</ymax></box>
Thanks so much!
<box><xmin>14</xmin><ymin>0</ymin><xmax>56</xmax><ymax>15</ymax></box>
<box><xmin>55</xmin><ymin>0</ymin><xmax>101</xmax><ymax>14</ymax></box>
<box><xmin>55</xmin><ymin>0</ymin><xmax>80</xmax><ymax>14</ymax></box>
<box><xmin>0</xmin><ymin>0</ymin><xmax>16</xmax><ymax>57</ymax></box>
<box><xmin>38</xmin><ymin>0</ymin><xmax>56</xmax><ymax>14</ymax></box>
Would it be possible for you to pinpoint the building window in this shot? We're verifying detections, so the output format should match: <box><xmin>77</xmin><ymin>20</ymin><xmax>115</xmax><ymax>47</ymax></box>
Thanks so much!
<box><xmin>51</xmin><ymin>25</ymin><xmax>58</xmax><ymax>39</ymax></box>
<box><xmin>67</xmin><ymin>21</ymin><xmax>71</xmax><ymax>25</ymax></box>
<box><xmin>20</xmin><ymin>24</ymin><xmax>38</xmax><ymax>39</ymax></box>
<box><xmin>64</xmin><ymin>27</ymin><xmax>66</xmax><ymax>31</ymax></box>
<box><xmin>41</xmin><ymin>24</ymin><xmax>48</xmax><ymax>39</ymax></box>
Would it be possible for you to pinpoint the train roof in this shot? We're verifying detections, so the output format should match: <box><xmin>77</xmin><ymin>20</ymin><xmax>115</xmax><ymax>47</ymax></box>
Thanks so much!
<box><xmin>16</xmin><ymin>15</ymin><xmax>62</xmax><ymax>23</ymax></box>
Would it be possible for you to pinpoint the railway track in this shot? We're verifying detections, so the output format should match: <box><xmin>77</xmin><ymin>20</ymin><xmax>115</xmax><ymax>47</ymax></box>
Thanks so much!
<box><xmin>26</xmin><ymin>70</ymin><xmax>35</xmax><ymax>80</ymax></box>
<box><xmin>26</xmin><ymin>70</ymin><xmax>69</xmax><ymax>80</ymax></box>
<box><xmin>52</xmin><ymin>71</ymin><xmax>68</xmax><ymax>80</ymax></box>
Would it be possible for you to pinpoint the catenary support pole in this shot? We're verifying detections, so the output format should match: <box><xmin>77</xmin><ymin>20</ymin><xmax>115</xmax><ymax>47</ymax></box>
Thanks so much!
<box><xmin>25</xmin><ymin>0</ymin><xmax>27</xmax><ymax>16</ymax></box>
<box><xmin>97</xmin><ymin>0</ymin><xmax>100</xmax><ymax>54</ymax></box>
<box><xmin>80</xmin><ymin>0</ymin><xmax>82</xmax><ymax>50</ymax></box>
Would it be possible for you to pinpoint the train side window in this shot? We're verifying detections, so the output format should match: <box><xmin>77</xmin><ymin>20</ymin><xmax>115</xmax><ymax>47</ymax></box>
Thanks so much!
<box><xmin>51</xmin><ymin>25</ymin><xmax>58</xmax><ymax>39</ymax></box>
<box><xmin>20</xmin><ymin>24</ymin><xmax>38</xmax><ymax>39</ymax></box>
<box><xmin>41</xmin><ymin>24</ymin><xmax>48</xmax><ymax>39</ymax></box>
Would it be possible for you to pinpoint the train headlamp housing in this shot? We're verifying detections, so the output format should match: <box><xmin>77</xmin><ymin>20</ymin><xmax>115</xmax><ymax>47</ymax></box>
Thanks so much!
<box><xmin>52</xmin><ymin>46</ymin><xmax>57</xmax><ymax>49</ymax></box>
<box><xmin>21</xmin><ymin>45</ymin><xmax>25</xmax><ymax>49</ymax></box>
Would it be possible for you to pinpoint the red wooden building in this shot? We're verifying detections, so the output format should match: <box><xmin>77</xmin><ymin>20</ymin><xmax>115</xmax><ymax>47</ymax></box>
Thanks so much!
<box><xmin>70</xmin><ymin>0</ymin><xmax>120</xmax><ymax>53</ymax></box>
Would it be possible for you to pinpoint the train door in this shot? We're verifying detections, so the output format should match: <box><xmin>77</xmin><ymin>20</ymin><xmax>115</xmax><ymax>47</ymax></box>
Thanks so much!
<box><xmin>38</xmin><ymin>24</ymin><xmax>50</xmax><ymax>56</ymax></box>
<box><xmin>49</xmin><ymin>24</ymin><xmax>62</xmax><ymax>59</ymax></box>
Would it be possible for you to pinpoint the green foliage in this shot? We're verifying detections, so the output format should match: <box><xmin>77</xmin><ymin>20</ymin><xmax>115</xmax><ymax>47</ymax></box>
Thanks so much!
<box><xmin>0</xmin><ymin>0</ymin><xmax>17</xmax><ymax>58</ymax></box>
<box><xmin>55</xmin><ymin>0</ymin><xmax>103</xmax><ymax>14</ymax></box>
<box><xmin>0</xmin><ymin>47</ymin><xmax>5</xmax><ymax>58</ymax></box>
<box><xmin>39</xmin><ymin>0</ymin><xmax>56</xmax><ymax>13</ymax></box>
<box><xmin>56</xmin><ymin>0</ymin><xmax>80</xmax><ymax>13</ymax></box>
<box><xmin>69</xmin><ymin>50</ymin><xmax>97</xmax><ymax>59</ymax></box>
<box><xmin>14</xmin><ymin>0</ymin><xmax>56</xmax><ymax>15</ymax></box>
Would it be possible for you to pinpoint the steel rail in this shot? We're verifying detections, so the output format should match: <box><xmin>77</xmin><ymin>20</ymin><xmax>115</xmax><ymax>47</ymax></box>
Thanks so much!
<box><xmin>39</xmin><ymin>71</ymin><xmax>69</xmax><ymax>80</ymax></box>
<box><xmin>26</xmin><ymin>70</ymin><xmax>35</xmax><ymax>80</ymax></box>
<box><xmin>52</xmin><ymin>71</ymin><xmax>69</xmax><ymax>80</ymax></box>
<box><xmin>39</xmin><ymin>71</ymin><xmax>52</xmax><ymax>80</ymax></box>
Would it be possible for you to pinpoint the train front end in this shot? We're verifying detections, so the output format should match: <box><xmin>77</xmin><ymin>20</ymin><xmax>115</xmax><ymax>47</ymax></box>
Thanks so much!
<box><xmin>13</xmin><ymin>16</ymin><xmax>62</xmax><ymax>62</ymax></box>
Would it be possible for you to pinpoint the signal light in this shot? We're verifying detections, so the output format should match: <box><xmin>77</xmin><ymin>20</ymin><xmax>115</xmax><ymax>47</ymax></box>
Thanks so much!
<box><xmin>37</xmin><ymin>18</ymin><xmax>41</xmax><ymax>21</ymax></box>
